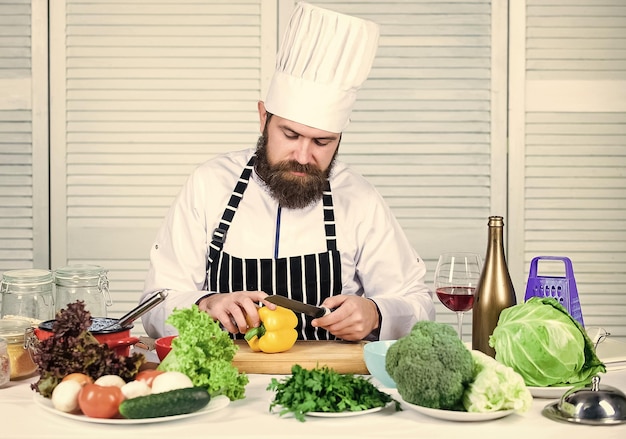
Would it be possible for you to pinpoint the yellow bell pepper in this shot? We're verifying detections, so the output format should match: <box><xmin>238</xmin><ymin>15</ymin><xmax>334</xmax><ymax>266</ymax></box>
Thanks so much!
<box><xmin>244</xmin><ymin>306</ymin><xmax>298</xmax><ymax>353</ymax></box>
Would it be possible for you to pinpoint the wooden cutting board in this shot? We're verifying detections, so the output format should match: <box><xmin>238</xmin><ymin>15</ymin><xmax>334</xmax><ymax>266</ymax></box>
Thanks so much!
<box><xmin>232</xmin><ymin>340</ymin><xmax>369</xmax><ymax>374</ymax></box>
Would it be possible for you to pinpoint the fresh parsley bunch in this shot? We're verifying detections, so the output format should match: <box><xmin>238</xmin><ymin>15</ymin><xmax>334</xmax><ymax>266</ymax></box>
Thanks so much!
<box><xmin>268</xmin><ymin>364</ymin><xmax>400</xmax><ymax>421</ymax></box>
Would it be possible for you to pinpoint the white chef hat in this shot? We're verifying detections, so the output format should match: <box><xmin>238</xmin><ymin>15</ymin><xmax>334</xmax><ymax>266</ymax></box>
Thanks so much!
<box><xmin>264</xmin><ymin>2</ymin><xmax>380</xmax><ymax>133</ymax></box>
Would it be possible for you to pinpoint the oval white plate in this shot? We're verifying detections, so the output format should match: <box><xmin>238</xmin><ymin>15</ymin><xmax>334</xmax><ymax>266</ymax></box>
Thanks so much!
<box><xmin>271</xmin><ymin>399</ymin><xmax>395</xmax><ymax>419</ymax></box>
<box><xmin>34</xmin><ymin>393</ymin><xmax>230</xmax><ymax>424</ymax></box>
<box><xmin>402</xmin><ymin>399</ymin><xmax>514</xmax><ymax>422</ymax></box>
<box><xmin>527</xmin><ymin>385</ymin><xmax>573</xmax><ymax>399</ymax></box>
<box><xmin>306</xmin><ymin>404</ymin><xmax>387</xmax><ymax>418</ymax></box>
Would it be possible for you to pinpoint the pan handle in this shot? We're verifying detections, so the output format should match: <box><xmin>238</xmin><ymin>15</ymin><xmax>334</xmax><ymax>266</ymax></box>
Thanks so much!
<box><xmin>105</xmin><ymin>337</ymin><xmax>141</xmax><ymax>349</ymax></box>
<box><xmin>116</xmin><ymin>290</ymin><xmax>168</xmax><ymax>328</ymax></box>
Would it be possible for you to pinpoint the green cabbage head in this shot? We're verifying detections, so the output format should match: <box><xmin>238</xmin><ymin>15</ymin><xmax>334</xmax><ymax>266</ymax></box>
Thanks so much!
<box><xmin>489</xmin><ymin>297</ymin><xmax>605</xmax><ymax>387</ymax></box>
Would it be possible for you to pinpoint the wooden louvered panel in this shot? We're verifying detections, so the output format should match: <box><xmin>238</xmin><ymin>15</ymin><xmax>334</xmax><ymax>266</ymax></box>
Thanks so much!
<box><xmin>0</xmin><ymin>0</ymin><xmax>39</xmax><ymax>278</ymax></box>
<box><xmin>519</xmin><ymin>2</ymin><xmax>626</xmax><ymax>342</ymax></box>
<box><xmin>50</xmin><ymin>0</ymin><xmax>502</xmax><ymax>340</ymax></box>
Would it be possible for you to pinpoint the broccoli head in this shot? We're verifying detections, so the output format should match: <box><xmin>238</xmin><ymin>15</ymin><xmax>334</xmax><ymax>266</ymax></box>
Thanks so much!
<box><xmin>385</xmin><ymin>320</ymin><xmax>474</xmax><ymax>410</ymax></box>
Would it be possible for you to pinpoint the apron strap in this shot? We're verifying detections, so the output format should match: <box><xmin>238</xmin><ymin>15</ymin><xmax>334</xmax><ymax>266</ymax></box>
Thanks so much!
<box><xmin>207</xmin><ymin>155</ymin><xmax>255</xmax><ymax>264</ymax></box>
<box><xmin>322</xmin><ymin>180</ymin><xmax>337</xmax><ymax>251</ymax></box>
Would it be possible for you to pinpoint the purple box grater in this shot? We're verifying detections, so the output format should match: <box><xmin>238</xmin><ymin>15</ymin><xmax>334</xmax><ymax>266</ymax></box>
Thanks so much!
<box><xmin>524</xmin><ymin>256</ymin><xmax>584</xmax><ymax>326</ymax></box>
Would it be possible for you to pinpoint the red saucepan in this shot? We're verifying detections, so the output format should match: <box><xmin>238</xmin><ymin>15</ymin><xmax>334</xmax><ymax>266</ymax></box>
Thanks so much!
<box><xmin>34</xmin><ymin>291</ymin><xmax>167</xmax><ymax>356</ymax></box>
<box><xmin>34</xmin><ymin>318</ymin><xmax>140</xmax><ymax>356</ymax></box>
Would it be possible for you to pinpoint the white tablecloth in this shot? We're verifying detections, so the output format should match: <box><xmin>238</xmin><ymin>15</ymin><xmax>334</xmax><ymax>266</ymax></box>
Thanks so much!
<box><xmin>2</xmin><ymin>366</ymin><xmax>625</xmax><ymax>439</ymax></box>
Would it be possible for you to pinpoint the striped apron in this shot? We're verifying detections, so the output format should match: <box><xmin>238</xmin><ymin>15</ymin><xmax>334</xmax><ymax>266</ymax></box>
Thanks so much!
<box><xmin>205</xmin><ymin>155</ymin><xmax>342</xmax><ymax>340</ymax></box>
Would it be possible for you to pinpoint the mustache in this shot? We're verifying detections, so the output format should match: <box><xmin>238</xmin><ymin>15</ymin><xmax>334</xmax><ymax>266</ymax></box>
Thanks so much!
<box><xmin>271</xmin><ymin>160</ymin><xmax>323</xmax><ymax>176</ymax></box>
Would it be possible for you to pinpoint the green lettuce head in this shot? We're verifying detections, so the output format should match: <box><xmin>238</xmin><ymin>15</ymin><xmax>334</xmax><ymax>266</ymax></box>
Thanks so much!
<box><xmin>489</xmin><ymin>297</ymin><xmax>605</xmax><ymax>387</ymax></box>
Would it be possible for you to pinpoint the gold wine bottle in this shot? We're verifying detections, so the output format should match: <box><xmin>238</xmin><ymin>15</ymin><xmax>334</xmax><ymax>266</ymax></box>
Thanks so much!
<box><xmin>472</xmin><ymin>216</ymin><xmax>517</xmax><ymax>357</ymax></box>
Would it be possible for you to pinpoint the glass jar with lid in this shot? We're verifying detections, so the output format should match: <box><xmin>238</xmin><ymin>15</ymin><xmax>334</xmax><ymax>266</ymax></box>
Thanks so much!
<box><xmin>0</xmin><ymin>318</ymin><xmax>37</xmax><ymax>380</ymax></box>
<box><xmin>0</xmin><ymin>269</ymin><xmax>55</xmax><ymax>322</ymax></box>
<box><xmin>53</xmin><ymin>264</ymin><xmax>112</xmax><ymax>317</ymax></box>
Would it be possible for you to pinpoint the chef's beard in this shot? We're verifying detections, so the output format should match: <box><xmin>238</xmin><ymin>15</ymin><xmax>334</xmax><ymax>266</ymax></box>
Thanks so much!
<box><xmin>254</xmin><ymin>127</ymin><xmax>338</xmax><ymax>210</ymax></box>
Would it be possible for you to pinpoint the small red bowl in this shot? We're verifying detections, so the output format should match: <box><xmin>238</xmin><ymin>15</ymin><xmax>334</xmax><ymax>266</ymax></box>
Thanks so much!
<box><xmin>155</xmin><ymin>335</ymin><xmax>177</xmax><ymax>361</ymax></box>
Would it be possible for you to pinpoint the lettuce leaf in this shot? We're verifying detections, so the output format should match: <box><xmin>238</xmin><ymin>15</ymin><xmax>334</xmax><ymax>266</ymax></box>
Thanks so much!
<box><xmin>463</xmin><ymin>350</ymin><xmax>532</xmax><ymax>413</ymax></box>
<box><xmin>31</xmin><ymin>301</ymin><xmax>145</xmax><ymax>398</ymax></box>
<box><xmin>489</xmin><ymin>297</ymin><xmax>605</xmax><ymax>387</ymax></box>
<box><xmin>157</xmin><ymin>305</ymin><xmax>248</xmax><ymax>400</ymax></box>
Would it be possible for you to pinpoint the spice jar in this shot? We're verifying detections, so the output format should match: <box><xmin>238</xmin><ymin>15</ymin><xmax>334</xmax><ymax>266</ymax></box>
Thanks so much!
<box><xmin>0</xmin><ymin>318</ymin><xmax>37</xmax><ymax>380</ymax></box>
<box><xmin>54</xmin><ymin>264</ymin><xmax>112</xmax><ymax>317</ymax></box>
<box><xmin>0</xmin><ymin>269</ymin><xmax>55</xmax><ymax>321</ymax></box>
<box><xmin>0</xmin><ymin>337</ymin><xmax>10</xmax><ymax>387</ymax></box>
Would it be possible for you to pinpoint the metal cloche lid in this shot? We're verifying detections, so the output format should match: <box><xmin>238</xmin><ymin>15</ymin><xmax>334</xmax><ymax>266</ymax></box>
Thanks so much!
<box><xmin>542</xmin><ymin>375</ymin><xmax>626</xmax><ymax>425</ymax></box>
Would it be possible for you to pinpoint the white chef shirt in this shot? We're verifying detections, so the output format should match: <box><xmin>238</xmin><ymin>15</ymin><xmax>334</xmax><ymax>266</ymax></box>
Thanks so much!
<box><xmin>141</xmin><ymin>148</ymin><xmax>435</xmax><ymax>339</ymax></box>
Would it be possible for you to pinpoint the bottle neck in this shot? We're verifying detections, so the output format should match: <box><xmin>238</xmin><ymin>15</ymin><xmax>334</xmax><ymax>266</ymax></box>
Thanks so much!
<box><xmin>486</xmin><ymin>225</ymin><xmax>505</xmax><ymax>257</ymax></box>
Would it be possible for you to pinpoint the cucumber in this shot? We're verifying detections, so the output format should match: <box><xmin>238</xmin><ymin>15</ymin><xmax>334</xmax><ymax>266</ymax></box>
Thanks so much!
<box><xmin>119</xmin><ymin>387</ymin><xmax>211</xmax><ymax>419</ymax></box>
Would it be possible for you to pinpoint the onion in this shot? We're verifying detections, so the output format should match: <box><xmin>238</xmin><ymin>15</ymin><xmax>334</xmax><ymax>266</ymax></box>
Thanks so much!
<box><xmin>151</xmin><ymin>371</ymin><xmax>193</xmax><ymax>394</ymax></box>
<box><xmin>94</xmin><ymin>374</ymin><xmax>126</xmax><ymax>388</ymax></box>
<box><xmin>51</xmin><ymin>380</ymin><xmax>83</xmax><ymax>413</ymax></box>
<box><xmin>121</xmin><ymin>380</ymin><xmax>152</xmax><ymax>399</ymax></box>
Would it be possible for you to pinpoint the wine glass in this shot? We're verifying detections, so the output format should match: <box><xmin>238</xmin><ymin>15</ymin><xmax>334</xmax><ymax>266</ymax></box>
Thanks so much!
<box><xmin>434</xmin><ymin>252</ymin><xmax>482</xmax><ymax>339</ymax></box>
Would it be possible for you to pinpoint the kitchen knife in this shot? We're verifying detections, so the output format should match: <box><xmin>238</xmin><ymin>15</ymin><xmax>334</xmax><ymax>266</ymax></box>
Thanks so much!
<box><xmin>265</xmin><ymin>295</ymin><xmax>332</xmax><ymax>319</ymax></box>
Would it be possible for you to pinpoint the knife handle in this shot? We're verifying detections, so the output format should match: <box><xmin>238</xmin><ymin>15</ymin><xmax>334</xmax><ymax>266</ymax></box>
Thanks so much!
<box><xmin>316</xmin><ymin>306</ymin><xmax>333</xmax><ymax>318</ymax></box>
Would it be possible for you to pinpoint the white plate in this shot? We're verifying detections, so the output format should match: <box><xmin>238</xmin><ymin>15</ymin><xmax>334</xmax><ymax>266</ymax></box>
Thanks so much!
<box><xmin>402</xmin><ymin>399</ymin><xmax>514</xmax><ymax>422</ymax></box>
<box><xmin>273</xmin><ymin>401</ymin><xmax>395</xmax><ymax>418</ymax></box>
<box><xmin>34</xmin><ymin>393</ymin><xmax>230</xmax><ymax>424</ymax></box>
<box><xmin>306</xmin><ymin>404</ymin><xmax>388</xmax><ymax>418</ymax></box>
<box><xmin>527</xmin><ymin>385</ymin><xmax>573</xmax><ymax>399</ymax></box>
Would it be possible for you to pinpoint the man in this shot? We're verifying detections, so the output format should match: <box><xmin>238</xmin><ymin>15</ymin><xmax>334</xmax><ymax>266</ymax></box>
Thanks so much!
<box><xmin>140</xmin><ymin>2</ymin><xmax>435</xmax><ymax>341</ymax></box>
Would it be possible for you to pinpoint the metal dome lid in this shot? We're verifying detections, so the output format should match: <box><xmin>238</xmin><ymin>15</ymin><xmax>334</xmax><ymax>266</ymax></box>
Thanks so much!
<box><xmin>542</xmin><ymin>375</ymin><xmax>626</xmax><ymax>425</ymax></box>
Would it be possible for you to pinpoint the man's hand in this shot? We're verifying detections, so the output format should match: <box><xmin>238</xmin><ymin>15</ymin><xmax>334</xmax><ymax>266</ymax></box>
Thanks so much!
<box><xmin>197</xmin><ymin>291</ymin><xmax>276</xmax><ymax>334</ymax></box>
<box><xmin>311</xmin><ymin>295</ymin><xmax>379</xmax><ymax>341</ymax></box>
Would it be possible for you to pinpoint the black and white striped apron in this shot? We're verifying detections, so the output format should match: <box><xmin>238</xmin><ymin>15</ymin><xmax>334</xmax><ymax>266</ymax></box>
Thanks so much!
<box><xmin>205</xmin><ymin>155</ymin><xmax>342</xmax><ymax>340</ymax></box>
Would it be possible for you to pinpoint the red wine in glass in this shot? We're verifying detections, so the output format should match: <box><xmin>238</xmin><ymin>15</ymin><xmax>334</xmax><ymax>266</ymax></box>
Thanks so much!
<box><xmin>434</xmin><ymin>252</ymin><xmax>482</xmax><ymax>339</ymax></box>
<box><xmin>436</xmin><ymin>286</ymin><xmax>475</xmax><ymax>312</ymax></box>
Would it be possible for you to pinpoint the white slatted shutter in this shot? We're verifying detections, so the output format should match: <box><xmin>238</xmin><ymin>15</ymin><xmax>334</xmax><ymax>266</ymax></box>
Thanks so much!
<box><xmin>48</xmin><ymin>0</ymin><xmax>505</xmax><ymax>337</ymax></box>
<box><xmin>307</xmin><ymin>0</ymin><xmax>505</xmax><ymax>335</ymax></box>
<box><xmin>0</xmin><ymin>0</ymin><xmax>48</xmax><ymax>282</ymax></box>
<box><xmin>53</xmin><ymin>1</ymin><xmax>626</xmax><ymax>342</ymax></box>
<box><xmin>509</xmin><ymin>0</ymin><xmax>626</xmax><ymax>340</ymax></box>
<box><xmin>311</xmin><ymin>0</ymin><xmax>501</xmax><ymax>255</ymax></box>
<box><xmin>50</xmin><ymin>0</ymin><xmax>271</xmax><ymax>319</ymax></box>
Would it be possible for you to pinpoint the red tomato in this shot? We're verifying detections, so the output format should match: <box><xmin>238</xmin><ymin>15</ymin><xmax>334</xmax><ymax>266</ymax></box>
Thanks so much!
<box><xmin>62</xmin><ymin>373</ymin><xmax>93</xmax><ymax>387</ymax></box>
<box><xmin>134</xmin><ymin>370</ymin><xmax>165</xmax><ymax>387</ymax></box>
<box><xmin>77</xmin><ymin>384</ymin><xmax>125</xmax><ymax>419</ymax></box>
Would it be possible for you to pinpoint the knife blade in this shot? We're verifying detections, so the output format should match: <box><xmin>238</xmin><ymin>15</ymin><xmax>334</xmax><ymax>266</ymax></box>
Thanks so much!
<box><xmin>265</xmin><ymin>295</ymin><xmax>331</xmax><ymax>319</ymax></box>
